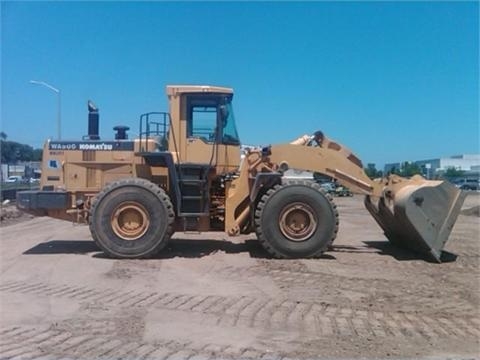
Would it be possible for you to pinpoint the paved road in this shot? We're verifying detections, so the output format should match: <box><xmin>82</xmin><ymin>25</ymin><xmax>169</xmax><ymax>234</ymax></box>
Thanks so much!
<box><xmin>1</xmin><ymin>195</ymin><xmax>479</xmax><ymax>359</ymax></box>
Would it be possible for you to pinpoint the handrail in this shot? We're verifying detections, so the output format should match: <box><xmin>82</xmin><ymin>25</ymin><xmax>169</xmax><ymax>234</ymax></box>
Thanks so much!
<box><xmin>138</xmin><ymin>112</ymin><xmax>170</xmax><ymax>152</ymax></box>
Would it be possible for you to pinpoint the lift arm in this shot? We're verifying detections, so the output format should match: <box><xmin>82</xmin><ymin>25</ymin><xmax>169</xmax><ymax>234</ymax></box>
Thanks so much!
<box><xmin>225</xmin><ymin>133</ymin><xmax>465</xmax><ymax>262</ymax></box>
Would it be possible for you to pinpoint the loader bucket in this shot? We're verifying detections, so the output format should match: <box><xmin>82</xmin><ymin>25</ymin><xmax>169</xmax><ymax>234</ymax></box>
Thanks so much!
<box><xmin>364</xmin><ymin>176</ymin><xmax>466</xmax><ymax>262</ymax></box>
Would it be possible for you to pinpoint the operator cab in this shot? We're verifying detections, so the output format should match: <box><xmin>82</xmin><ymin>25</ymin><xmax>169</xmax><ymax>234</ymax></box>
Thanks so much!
<box><xmin>166</xmin><ymin>85</ymin><xmax>241</xmax><ymax>174</ymax></box>
<box><xmin>185</xmin><ymin>94</ymin><xmax>240</xmax><ymax>146</ymax></box>
<box><xmin>138</xmin><ymin>86</ymin><xmax>242</xmax><ymax>221</ymax></box>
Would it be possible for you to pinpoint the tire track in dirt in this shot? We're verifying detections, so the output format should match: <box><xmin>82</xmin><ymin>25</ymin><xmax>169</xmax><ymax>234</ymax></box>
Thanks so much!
<box><xmin>0</xmin><ymin>325</ymin><xmax>273</xmax><ymax>360</ymax></box>
<box><xmin>1</xmin><ymin>280</ymin><xmax>479</xmax><ymax>342</ymax></box>
<box><xmin>213</xmin><ymin>263</ymin><xmax>479</xmax><ymax>316</ymax></box>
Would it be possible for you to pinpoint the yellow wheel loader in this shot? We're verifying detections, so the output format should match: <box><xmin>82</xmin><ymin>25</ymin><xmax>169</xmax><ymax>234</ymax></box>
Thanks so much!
<box><xmin>17</xmin><ymin>85</ymin><xmax>466</xmax><ymax>262</ymax></box>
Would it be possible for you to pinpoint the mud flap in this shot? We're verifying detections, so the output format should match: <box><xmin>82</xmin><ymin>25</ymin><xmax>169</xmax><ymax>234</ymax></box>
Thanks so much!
<box><xmin>365</xmin><ymin>180</ymin><xmax>466</xmax><ymax>262</ymax></box>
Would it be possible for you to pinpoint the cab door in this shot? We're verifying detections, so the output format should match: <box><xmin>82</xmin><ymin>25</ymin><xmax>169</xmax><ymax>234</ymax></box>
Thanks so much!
<box><xmin>183</xmin><ymin>96</ymin><xmax>240</xmax><ymax>173</ymax></box>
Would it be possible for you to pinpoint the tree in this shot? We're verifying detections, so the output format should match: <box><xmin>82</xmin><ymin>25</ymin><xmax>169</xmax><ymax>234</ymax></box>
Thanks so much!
<box><xmin>399</xmin><ymin>161</ymin><xmax>422</xmax><ymax>177</ymax></box>
<box><xmin>364</xmin><ymin>163</ymin><xmax>383</xmax><ymax>179</ymax></box>
<box><xmin>444</xmin><ymin>167</ymin><xmax>464</xmax><ymax>179</ymax></box>
<box><xmin>387</xmin><ymin>166</ymin><xmax>400</xmax><ymax>175</ymax></box>
<box><xmin>32</xmin><ymin>148</ymin><xmax>43</xmax><ymax>161</ymax></box>
<box><xmin>0</xmin><ymin>139</ymin><xmax>42</xmax><ymax>163</ymax></box>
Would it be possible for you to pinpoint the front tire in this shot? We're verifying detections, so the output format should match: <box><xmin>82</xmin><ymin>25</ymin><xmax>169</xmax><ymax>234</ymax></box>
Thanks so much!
<box><xmin>255</xmin><ymin>180</ymin><xmax>338</xmax><ymax>258</ymax></box>
<box><xmin>89</xmin><ymin>178</ymin><xmax>175</xmax><ymax>258</ymax></box>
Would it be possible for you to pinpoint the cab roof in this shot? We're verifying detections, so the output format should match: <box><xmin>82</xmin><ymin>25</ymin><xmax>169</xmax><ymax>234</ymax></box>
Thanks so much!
<box><xmin>166</xmin><ymin>85</ymin><xmax>233</xmax><ymax>96</ymax></box>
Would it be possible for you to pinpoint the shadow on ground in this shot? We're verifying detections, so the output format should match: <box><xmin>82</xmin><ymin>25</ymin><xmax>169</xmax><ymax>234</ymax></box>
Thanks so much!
<box><xmin>362</xmin><ymin>241</ymin><xmax>457</xmax><ymax>263</ymax></box>
<box><xmin>22</xmin><ymin>238</ymin><xmax>270</xmax><ymax>259</ymax></box>
<box><xmin>23</xmin><ymin>240</ymin><xmax>100</xmax><ymax>255</ymax></box>
<box><xmin>155</xmin><ymin>239</ymin><xmax>335</xmax><ymax>260</ymax></box>
<box><xmin>24</xmin><ymin>238</ymin><xmax>456</xmax><ymax>263</ymax></box>
<box><xmin>156</xmin><ymin>239</ymin><xmax>270</xmax><ymax>259</ymax></box>
<box><xmin>23</xmin><ymin>238</ymin><xmax>337</xmax><ymax>260</ymax></box>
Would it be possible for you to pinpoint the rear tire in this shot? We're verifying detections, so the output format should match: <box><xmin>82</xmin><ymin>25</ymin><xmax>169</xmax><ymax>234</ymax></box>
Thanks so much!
<box><xmin>255</xmin><ymin>180</ymin><xmax>338</xmax><ymax>258</ymax></box>
<box><xmin>89</xmin><ymin>178</ymin><xmax>175</xmax><ymax>258</ymax></box>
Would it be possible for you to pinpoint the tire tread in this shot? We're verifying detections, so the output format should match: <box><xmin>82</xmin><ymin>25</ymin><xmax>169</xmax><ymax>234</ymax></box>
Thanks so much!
<box><xmin>89</xmin><ymin>178</ymin><xmax>175</xmax><ymax>258</ymax></box>
<box><xmin>254</xmin><ymin>180</ymin><xmax>339</xmax><ymax>258</ymax></box>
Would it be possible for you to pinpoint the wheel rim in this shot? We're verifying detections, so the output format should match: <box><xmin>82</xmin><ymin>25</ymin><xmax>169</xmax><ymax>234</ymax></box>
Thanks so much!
<box><xmin>279</xmin><ymin>202</ymin><xmax>317</xmax><ymax>242</ymax></box>
<box><xmin>111</xmin><ymin>202</ymin><xmax>150</xmax><ymax>241</ymax></box>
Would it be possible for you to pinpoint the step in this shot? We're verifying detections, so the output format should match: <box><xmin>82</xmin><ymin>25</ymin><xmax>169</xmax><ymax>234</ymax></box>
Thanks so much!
<box><xmin>178</xmin><ymin>212</ymin><xmax>210</xmax><ymax>217</ymax></box>
<box><xmin>178</xmin><ymin>179</ymin><xmax>207</xmax><ymax>185</ymax></box>
<box><xmin>181</xmin><ymin>196</ymin><xmax>205</xmax><ymax>200</ymax></box>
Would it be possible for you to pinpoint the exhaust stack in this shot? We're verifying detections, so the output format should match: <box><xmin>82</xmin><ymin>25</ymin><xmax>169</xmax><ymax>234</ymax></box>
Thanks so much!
<box><xmin>87</xmin><ymin>100</ymin><xmax>100</xmax><ymax>140</ymax></box>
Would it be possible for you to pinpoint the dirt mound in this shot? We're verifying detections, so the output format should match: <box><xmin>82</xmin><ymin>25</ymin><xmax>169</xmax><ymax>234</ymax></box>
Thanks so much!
<box><xmin>461</xmin><ymin>205</ymin><xmax>480</xmax><ymax>217</ymax></box>
<box><xmin>0</xmin><ymin>203</ymin><xmax>33</xmax><ymax>226</ymax></box>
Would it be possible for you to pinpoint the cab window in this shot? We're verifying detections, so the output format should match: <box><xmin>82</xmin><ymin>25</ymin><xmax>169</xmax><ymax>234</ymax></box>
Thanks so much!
<box><xmin>189</xmin><ymin>105</ymin><xmax>217</xmax><ymax>142</ymax></box>
<box><xmin>186</xmin><ymin>97</ymin><xmax>219</xmax><ymax>143</ymax></box>
<box><xmin>185</xmin><ymin>94</ymin><xmax>240</xmax><ymax>145</ymax></box>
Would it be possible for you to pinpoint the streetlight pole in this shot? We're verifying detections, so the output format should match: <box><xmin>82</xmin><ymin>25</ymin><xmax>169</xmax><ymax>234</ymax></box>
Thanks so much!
<box><xmin>30</xmin><ymin>80</ymin><xmax>61</xmax><ymax>140</ymax></box>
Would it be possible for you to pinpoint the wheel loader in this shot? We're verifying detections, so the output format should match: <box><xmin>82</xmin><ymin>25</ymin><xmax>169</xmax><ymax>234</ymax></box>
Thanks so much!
<box><xmin>17</xmin><ymin>85</ymin><xmax>466</xmax><ymax>262</ymax></box>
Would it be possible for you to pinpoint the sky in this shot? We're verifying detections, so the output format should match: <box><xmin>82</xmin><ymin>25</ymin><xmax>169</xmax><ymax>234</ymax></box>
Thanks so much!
<box><xmin>1</xmin><ymin>1</ymin><xmax>478</xmax><ymax>168</ymax></box>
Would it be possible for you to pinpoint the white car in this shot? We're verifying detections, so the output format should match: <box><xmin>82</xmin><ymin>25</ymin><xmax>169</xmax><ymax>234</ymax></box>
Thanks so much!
<box><xmin>5</xmin><ymin>176</ymin><xmax>22</xmax><ymax>183</ymax></box>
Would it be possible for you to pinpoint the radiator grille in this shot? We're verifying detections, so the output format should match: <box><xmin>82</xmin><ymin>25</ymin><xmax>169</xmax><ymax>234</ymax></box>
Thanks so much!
<box><xmin>82</xmin><ymin>150</ymin><xmax>96</xmax><ymax>161</ymax></box>
<box><xmin>86</xmin><ymin>168</ymin><xmax>96</xmax><ymax>188</ymax></box>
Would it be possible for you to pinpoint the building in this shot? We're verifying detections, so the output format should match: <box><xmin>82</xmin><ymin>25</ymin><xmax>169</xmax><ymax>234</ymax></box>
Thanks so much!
<box><xmin>1</xmin><ymin>162</ymin><xmax>42</xmax><ymax>182</ymax></box>
<box><xmin>384</xmin><ymin>154</ymin><xmax>480</xmax><ymax>179</ymax></box>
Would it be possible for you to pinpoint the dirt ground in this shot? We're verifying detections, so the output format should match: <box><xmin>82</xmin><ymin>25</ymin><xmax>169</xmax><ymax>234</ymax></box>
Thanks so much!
<box><xmin>0</xmin><ymin>194</ymin><xmax>479</xmax><ymax>359</ymax></box>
